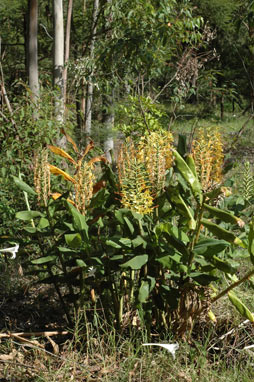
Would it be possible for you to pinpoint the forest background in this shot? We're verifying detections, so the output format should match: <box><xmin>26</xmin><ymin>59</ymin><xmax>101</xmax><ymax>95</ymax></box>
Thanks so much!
<box><xmin>2</xmin><ymin>1</ymin><xmax>254</xmax><ymax>381</ymax></box>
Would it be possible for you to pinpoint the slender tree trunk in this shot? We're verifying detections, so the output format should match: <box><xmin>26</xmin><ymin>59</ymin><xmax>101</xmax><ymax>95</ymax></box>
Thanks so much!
<box><xmin>63</xmin><ymin>0</ymin><xmax>73</xmax><ymax>110</ymax></box>
<box><xmin>102</xmin><ymin>0</ymin><xmax>114</xmax><ymax>163</ymax></box>
<box><xmin>103</xmin><ymin>92</ymin><xmax>114</xmax><ymax>163</ymax></box>
<box><xmin>53</xmin><ymin>0</ymin><xmax>64</xmax><ymax>125</ymax></box>
<box><xmin>28</xmin><ymin>0</ymin><xmax>39</xmax><ymax>102</ymax></box>
<box><xmin>84</xmin><ymin>0</ymin><xmax>99</xmax><ymax>138</ymax></box>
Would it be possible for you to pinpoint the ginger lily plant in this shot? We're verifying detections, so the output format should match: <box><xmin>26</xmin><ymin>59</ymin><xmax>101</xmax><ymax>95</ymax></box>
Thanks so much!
<box><xmin>10</xmin><ymin>129</ymin><xmax>254</xmax><ymax>337</ymax></box>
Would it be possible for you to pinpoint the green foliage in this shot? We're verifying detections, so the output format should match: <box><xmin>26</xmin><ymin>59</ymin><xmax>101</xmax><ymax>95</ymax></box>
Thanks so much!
<box><xmin>11</xmin><ymin>131</ymin><xmax>254</xmax><ymax>337</ymax></box>
<box><xmin>115</xmin><ymin>96</ymin><xmax>168</xmax><ymax>136</ymax></box>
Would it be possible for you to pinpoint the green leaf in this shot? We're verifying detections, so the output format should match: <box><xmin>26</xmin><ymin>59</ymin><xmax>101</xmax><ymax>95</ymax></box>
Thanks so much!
<box><xmin>132</xmin><ymin>236</ymin><xmax>147</xmax><ymax>248</ymax></box>
<box><xmin>166</xmin><ymin>187</ymin><xmax>196</xmax><ymax>229</ymax></box>
<box><xmin>156</xmin><ymin>223</ymin><xmax>189</xmax><ymax>260</ymax></box>
<box><xmin>248</xmin><ymin>217</ymin><xmax>254</xmax><ymax>265</ymax></box>
<box><xmin>173</xmin><ymin>149</ymin><xmax>202</xmax><ymax>203</ymax></box>
<box><xmin>124</xmin><ymin>216</ymin><xmax>135</xmax><ymax>235</ymax></box>
<box><xmin>106</xmin><ymin>240</ymin><xmax>122</xmax><ymax>249</ymax></box>
<box><xmin>31</xmin><ymin>256</ymin><xmax>57</xmax><ymax>264</ymax></box>
<box><xmin>211</xmin><ymin>256</ymin><xmax>237</xmax><ymax>274</ymax></box>
<box><xmin>110</xmin><ymin>254</ymin><xmax>124</xmax><ymax>261</ymax></box>
<box><xmin>23</xmin><ymin>227</ymin><xmax>37</xmax><ymax>233</ymax></box>
<box><xmin>204</xmin><ymin>203</ymin><xmax>245</xmax><ymax>227</ymax></box>
<box><xmin>38</xmin><ymin>218</ymin><xmax>50</xmax><ymax>229</ymax></box>
<box><xmin>115</xmin><ymin>209</ymin><xmax>130</xmax><ymax>224</ymax></box>
<box><xmin>190</xmin><ymin>272</ymin><xmax>219</xmax><ymax>286</ymax></box>
<box><xmin>156</xmin><ymin>255</ymin><xmax>172</xmax><ymax>268</ymax></box>
<box><xmin>120</xmin><ymin>254</ymin><xmax>148</xmax><ymax>270</ymax></box>
<box><xmin>228</xmin><ymin>291</ymin><xmax>254</xmax><ymax>322</ymax></box>
<box><xmin>16</xmin><ymin>211</ymin><xmax>44</xmax><ymax>220</ymax></box>
<box><xmin>76</xmin><ymin>259</ymin><xmax>86</xmax><ymax>267</ymax></box>
<box><xmin>12</xmin><ymin>176</ymin><xmax>37</xmax><ymax>195</ymax></box>
<box><xmin>66</xmin><ymin>202</ymin><xmax>89</xmax><ymax>242</ymax></box>
<box><xmin>201</xmin><ymin>219</ymin><xmax>245</xmax><ymax>247</ymax></box>
<box><xmin>65</xmin><ymin>233</ymin><xmax>82</xmax><ymax>249</ymax></box>
<box><xmin>194</xmin><ymin>238</ymin><xmax>230</xmax><ymax>257</ymax></box>
<box><xmin>119</xmin><ymin>238</ymin><xmax>132</xmax><ymax>247</ymax></box>
<box><xmin>138</xmin><ymin>281</ymin><xmax>150</xmax><ymax>303</ymax></box>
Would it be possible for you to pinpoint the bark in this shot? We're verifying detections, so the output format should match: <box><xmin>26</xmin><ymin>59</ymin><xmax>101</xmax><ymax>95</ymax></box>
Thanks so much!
<box><xmin>102</xmin><ymin>0</ymin><xmax>114</xmax><ymax>163</ymax></box>
<box><xmin>53</xmin><ymin>0</ymin><xmax>64</xmax><ymax>125</ymax></box>
<box><xmin>84</xmin><ymin>0</ymin><xmax>100</xmax><ymax>138</ymax></box>
<box><xmin>103</xmin><ymin>92</ymin><xmax>114</xmax><ymax>164</ymax></box>
<box><xmin>28</xmin><ymin>0</ymin><xmax>39</xmax><ymax>102</ymax></box>
<box><xmin>63</xmin><ymin>0</ymin><xmax>73</xmax><ymax>110</ymax></box>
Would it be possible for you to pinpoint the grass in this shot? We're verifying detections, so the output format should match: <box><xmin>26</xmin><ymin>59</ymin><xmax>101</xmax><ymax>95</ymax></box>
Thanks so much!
<box><xmin>1</xmin><ymin>320</ymin><xmax>254</xmax><ymax>382</ymax></box>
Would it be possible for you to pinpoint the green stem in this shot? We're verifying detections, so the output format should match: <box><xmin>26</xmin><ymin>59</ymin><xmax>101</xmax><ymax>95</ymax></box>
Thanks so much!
<box><xmin>188</xmin><ymin>198</ymin><xmax>206</xmax><ymax>267</ymax></box>
<box><xmin>212</xmin><ymin>268</ymin><xmax>254</xmax><ymax>304</ymax></box>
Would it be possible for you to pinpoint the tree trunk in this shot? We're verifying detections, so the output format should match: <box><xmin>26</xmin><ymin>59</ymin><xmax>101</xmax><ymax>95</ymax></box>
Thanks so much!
<box><xmin>63</xmin><ymin>0</ymin><xmax>73</xmax><ymax>110</ymax></box>
<box><xmin>84</xmin><ymin>0</ymin><xmax>100</xmax><ymax>138</ymax></box>
<box><xmin>28</xmin><ymin>0</ymin><xmax>39</xmax><ymax>102</ymax></box>
<box><xmin>103</xmin><ymin>92</ymin><xmax>114</xmax><ymax>164</ymax></box>
<box><xmin>102</xmin><ymin>0</ymin><xmax>114</xmax><ymax>163</ymax></box>
<box><xmin>53</xmin><ymin>0</ymin><xmax>64</xmax><ymax>125</ymax></box>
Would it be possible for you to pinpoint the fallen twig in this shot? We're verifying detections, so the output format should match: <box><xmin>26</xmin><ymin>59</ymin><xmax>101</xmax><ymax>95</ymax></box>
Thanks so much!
<box><xmin>0</xmin><ymin>330</ymin><xmax>69</xmax><ymax>339</ymax></box>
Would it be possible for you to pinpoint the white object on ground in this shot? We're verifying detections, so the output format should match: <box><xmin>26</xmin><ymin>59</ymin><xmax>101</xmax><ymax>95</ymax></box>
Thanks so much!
<box><xmin>142</xmin><ymin>343</ymin><xmax>179</xmax><ymax>359</ymax></box>
<box><xmin>0</xmin><ymin>243</ymin><xmax>19</xmax><ymax>259</ymax></box>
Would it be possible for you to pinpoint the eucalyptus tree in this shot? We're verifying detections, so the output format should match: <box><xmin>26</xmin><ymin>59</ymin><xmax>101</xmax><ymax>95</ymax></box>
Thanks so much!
<box><xmin>28</xmin><ymin>0</ymin><xmax>39</xmax><ymax>102</ymax></box>
<box><xmin>53</xmin><ymin>0</ymin><xmax>64</xmax><ymax>125</ymax></box>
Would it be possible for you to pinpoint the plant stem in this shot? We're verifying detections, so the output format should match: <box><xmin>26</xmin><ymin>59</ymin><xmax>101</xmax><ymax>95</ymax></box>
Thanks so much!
<box><xmin>188</xmin><ymin>199</ymin><xmax>205</xmax><ymax>267</ymax></box>
<box><xmin>212</xmin><ymin>268</ymin><xmax>254</xmax><ymax>303</ymax></box>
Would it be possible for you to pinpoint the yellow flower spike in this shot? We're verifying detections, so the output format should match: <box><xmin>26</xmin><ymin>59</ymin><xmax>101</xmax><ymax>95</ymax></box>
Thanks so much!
<box><xmin>33</xmin><ymin>149</ymin><xmax>51</xmax><ymax>206</ymax></box>
<box><xmin>192</xmin><ymin>127</ymin><xmax>224</xmax><ymax>192</ymax></box>
<box><xmin>117</xmin><ymin>131</ymin><xmax>173</xmax><ymax>214</ymax></box>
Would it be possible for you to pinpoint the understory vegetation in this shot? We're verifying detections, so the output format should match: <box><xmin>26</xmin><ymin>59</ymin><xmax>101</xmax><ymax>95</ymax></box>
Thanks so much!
<box><xmin>2</xmin><ymin>0</ymin><xmax>254</xmax><ymax>380</ymax></box>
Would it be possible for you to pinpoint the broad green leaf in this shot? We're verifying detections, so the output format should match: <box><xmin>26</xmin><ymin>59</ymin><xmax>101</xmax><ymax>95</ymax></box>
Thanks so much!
<box><xmin>66</xmin><ymin>202</ymin><xmax>89</xmax><ymax>241</ymax></box>
<box><xmin>110</xmin><ymin>254</ymin><xmax>124</xmax><ymax>261</ymax></box>
<box><xmin>132</xmin><ymin>236</ymin><xmax>147</xmax><ymax>248</ymax></box>
<box><xmin>124</xmin><ymin>216</ymin><xmax>134</xmax><ymax>235</ymax></box>
<box><xmin>24</xmin><ymin>227</ymin><xmax>37</xmax><ymax>233</ymax></box>
<box><xmin>166</xmin><ymin>187</ymin><xmax>196</xmax><ymax>230</ymax></box>
<box><xmin>190</xmin><ymin>272</ymin><xmax>219</xmax><ymax>286</ymax></box>
<box><xmin>38</xmin><ymin>218</ymin><xmax>50</xmax><ymax>229</ymax></box>
<box><xmin>211</xmin><ymin>256</ymin><xmax>238</xmax><ymax>274</ymax></box>
<box><xmin>115</xmin><ymin>209</ymin><xmax>130</xmax><ymax>224</ymax></box>
<box><xmin>31</xmin><ymin>256</ymin><xmax>57</xmax><ymax>264</ymax></box>
<box><xmin>156</xmin><ymin>224</ymin><xmax>189</xmax><ymax>259</ymax></box>
<box><xmin>12</xmin><ymin>176</ymin><xmax>37</xmax><ymax>195</ymax></box>
<box><xmin>58</xmin><ymin>247</ymin><xmax>77</xmax><ymax>255</ymax></box>
<box><xmin>156</xmin><ymin>255</ymin><xmax>172</xmax><ymax>268</ymax></box>
<box><xmin>106</xmin><ymin>240</ymin><xmax>122</xmax><ymax>249</ymax></box>
<box><xmin>76</xmin><ymin>259</ymin><xmax>86</xmax><ymax>267</ymax></box>
<box><xmin>173</xmin><ymin>149</ymin><xmax>202</xmax><ymax>203</ymax></box>
<box><xmin>138</xmin><ymin>281</ymin><xmax>150</xmax><ymax>303</ymax></box>
<box><xmin>65</xmin><ymin>233</ymin><xmax>82</xmax><ymax>249</ymax></box>
<box><xmin>194</xmin><ymin>238</ymin><xmax>230</xmax><ymax>257</ymax></box>
<box><xmin>120</xmin><ymin>254</ymin><xmax>148</xmax><ymax>270</ymax></box>
<box><xmin>185</xmin><ymin>154</ymin><xmax>198</xmax><ymax>178</ymax></box>
<box><xmin>228</xmin><ymin>291</ymin><xmax>254</xmax><ymax>322</ymax></box>
<box><xmin>204</xmin><ymin>203</ymin><xmax>245</xmax><ymax>227</ymax></box>
<box><xmin>201</xmin><ymin>219</ymin><xmax>245</xmax><ymax>247</ymax></box>
<box><xmin>16</xmin><ymin>211</ymin><xmax>43</xmax><ymax>220</ymax></box>
<box><xmin>119</xmin><ymin>238</ymin><xmax>132</xmax><ymax>247</ymax></box>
